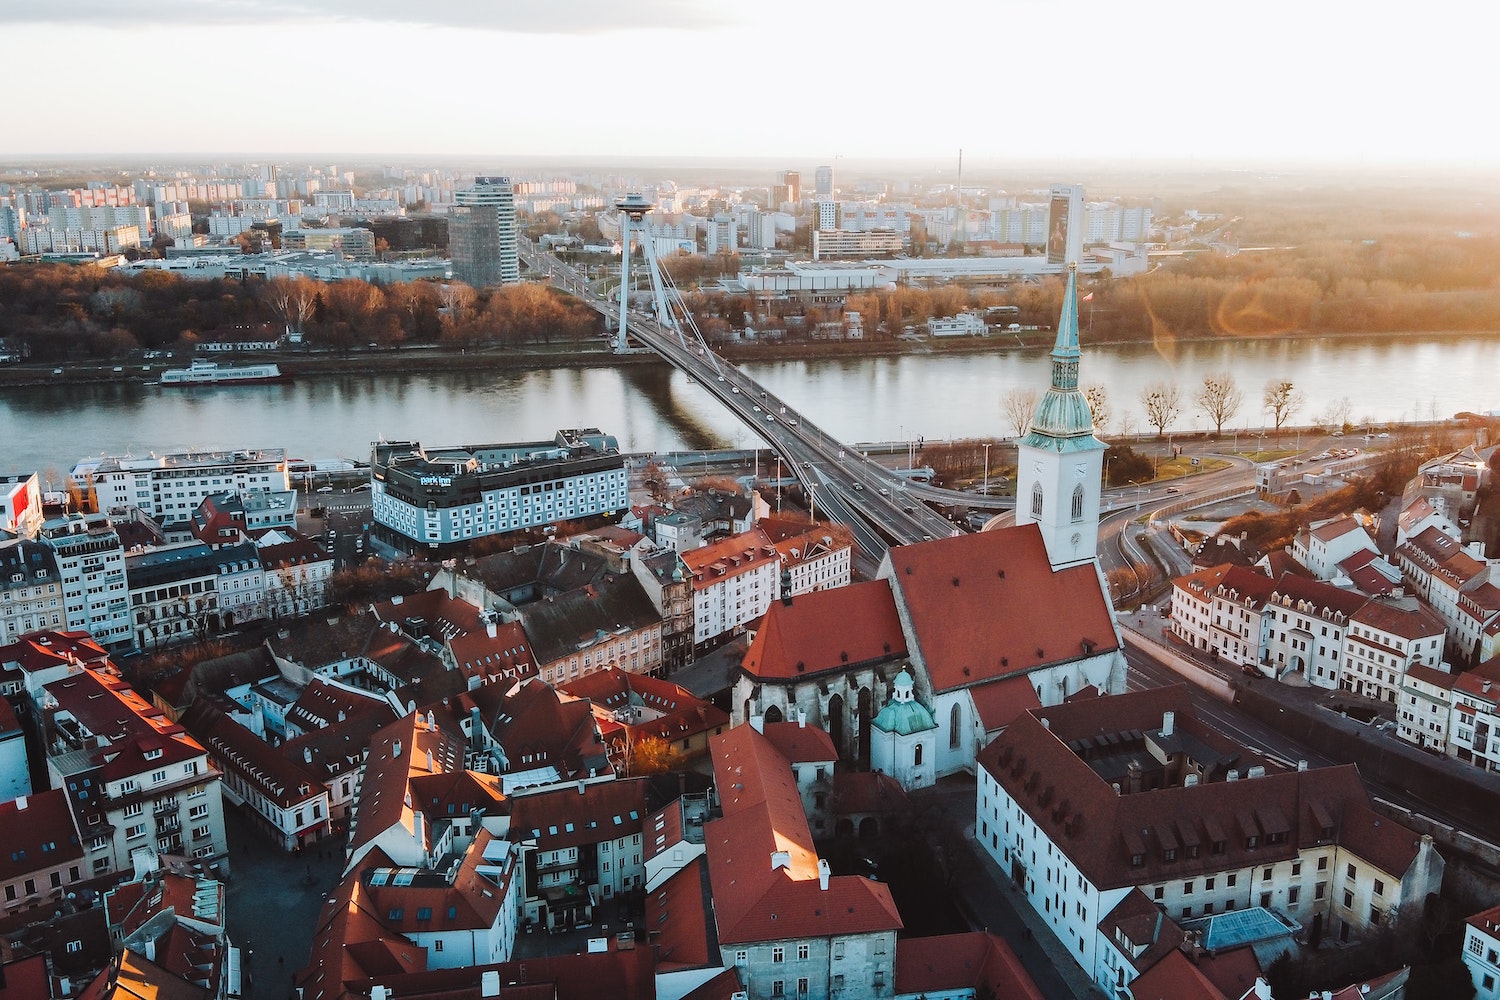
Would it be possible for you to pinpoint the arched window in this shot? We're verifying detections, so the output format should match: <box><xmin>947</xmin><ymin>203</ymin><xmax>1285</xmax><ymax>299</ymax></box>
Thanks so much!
<box><xmin>914</xmin><ymin>743</ymin><xmax>924</xmax><ymax>767</ymax></box>
<box><xmin>949</xmin><ymin>703</ymin><xmax>962</xmax><ymax>749</ymax></box>
<box><xmin>1071</xmin><ymin>484</ymin><xmax>1085</xmax><ymax>522</ymax></box>
<box><xmin>1031</xmin><ymin>482</ymin><xmax>1043</xmax><ymax>517</ymax></box>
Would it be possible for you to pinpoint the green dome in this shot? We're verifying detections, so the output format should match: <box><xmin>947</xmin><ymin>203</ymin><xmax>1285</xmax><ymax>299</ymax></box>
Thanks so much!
<box><xmin>872</xmin><ymin>698</ymin><xmax>937</xmax><ymax>736</ymax></box>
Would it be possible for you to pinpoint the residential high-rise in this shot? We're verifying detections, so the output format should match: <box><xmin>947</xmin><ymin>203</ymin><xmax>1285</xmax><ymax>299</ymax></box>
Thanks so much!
<box><xmin>772</xmin><ymin>169</ymin><xmax>801</xmax><ymax>207</ymax></box>
<box><xmin>814</xmin><ymin>164</ymin><xmax>834</xmax><ymax>200</ymax></box>
<box><xmin>450</xmin><ymin>176</ymin><xmax>519</xmax><ymax>288</ymax></box>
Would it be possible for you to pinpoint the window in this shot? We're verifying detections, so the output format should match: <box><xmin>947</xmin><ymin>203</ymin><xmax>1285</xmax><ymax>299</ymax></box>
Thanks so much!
<box><xmin>1373</xmin><ymin>879</ymin><xmax>1384</xmax><ymax>897</ymax></box>
<box><xmin>1227</xmin><ymin>873</ymin><xmax>1237</xmax><ymax>888</ymax></box>
<box><xmin>66</xmin><ymin>940</ymin><xmax>83</xmax><ymax>954</ymax></box>
<box><xmin>1031</xmin><ymin>482</ymin><xmax>1043</xmax><ymax>517</ymax></box>
<box><xmin>1347</xmin><ymin>863</ymin><xmax>1357</xmax><ymax>880</ymax></box>
<box><xmin>1342</xmin><ymin>890</ymin><xmax>1353</xmax><ymax>908</ymax></box>
<box><xmin>773</xmin><ymin>947</ymin><xmax>784</xmax><ymax>963</ymax></box>
<box><xmin>771</xmin><ymin>982</ymin><xmax>784</xmax><ymax>998</ymax></box>
<box><xmin>735</xmin><ymin>951</ymin><xmax>747</xmax><ymax>965</ymax></box>
<box><xmin>914</xmin><ymin>744</ymin><xmax>923</xmax><ymax>767</ymax></box>
<box><xmin>798</xmin><ymin>978</ymin><xmax>809</xmax><ymax>996</ymax></box>
<box><xmin>1071</xmin><ymin>484</ymin><xmax>1085</xmax><ymax>522</ymax></box>
<box><xmin>798</xmin><ymin>944</ymin><xmax>809</xmax><ymax>961</ymax></box>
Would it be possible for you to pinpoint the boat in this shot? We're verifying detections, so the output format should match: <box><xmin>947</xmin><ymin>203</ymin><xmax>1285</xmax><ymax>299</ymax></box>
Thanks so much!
<box><xmin>159</xmin><ymin>359</ymin><xmax>291</xmax><ymax>386</ymax></box>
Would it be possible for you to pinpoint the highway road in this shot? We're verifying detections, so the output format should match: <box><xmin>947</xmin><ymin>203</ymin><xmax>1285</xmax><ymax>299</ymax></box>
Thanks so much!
<box><xmin>524</xmin><ymin>243</ymin><xmax>983</xmax><ymax>558</ymax></box>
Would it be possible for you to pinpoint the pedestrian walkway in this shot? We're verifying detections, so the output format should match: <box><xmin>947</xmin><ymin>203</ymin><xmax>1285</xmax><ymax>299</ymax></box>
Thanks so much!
<box><xmin>910</xmin><ymin>780</ymin><xmax>1106</xmax><ymax>1000</ymax></box>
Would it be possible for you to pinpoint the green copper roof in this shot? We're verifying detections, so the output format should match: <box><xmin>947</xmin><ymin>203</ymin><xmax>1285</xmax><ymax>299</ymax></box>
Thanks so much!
<box><xmin>1019</xmin><ymin>264</ymin><xmax>1106</xmax><ymax>454</ymax></box>
<box><xmin>871</xmin><ymin>698</ymin><xmax>937</xmax><ymax>736</ymax></box>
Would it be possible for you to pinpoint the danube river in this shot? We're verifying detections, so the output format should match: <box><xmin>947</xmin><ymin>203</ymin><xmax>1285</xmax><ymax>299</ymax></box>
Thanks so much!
<box><xmin>3</xmin><ymin>334</ymin><xmax>1497</xmax><ymax>478</ymax></box>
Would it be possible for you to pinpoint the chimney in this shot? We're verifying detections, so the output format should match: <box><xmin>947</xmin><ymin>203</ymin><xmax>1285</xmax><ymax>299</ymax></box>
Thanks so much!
<box><xmin>304</xmin><ymin>747</ymin><xmax>313</xmax><ymax>765</ymax></box>
<box><xmin>1227</xmin><ymin>769</ymin><xmax>1240</xmax><ymax>781</ymax></box>
<box><xmin>818</xmin><ymin>858</ymin><xmax>830</xmax><ymax>890</ymax></box>
<box><xmin>1041</xmin><ymin>718</ymin><xmax>1051</xmax><ymax>730</ymax></box>
<box><xmin>578</xmin><ymin>780</ymin><xmax>587</xmax><ymax>795</ymax></box>
<box><xmin>750</xmin><ymin>714</ymin><xmax>765</xmax><ymax>734</ymax></box>
<box><xmin>1161</xmin><ymin>711</ymin><xmax>1175</xmax><ymax>738</ymax></box>
<box><xmin>14</xmin><ymin>796</ymin><xmax>26</xmax><ymax>811</ymax></box>
<box><xmin>1247</xmin><ymin>765</ymin><xmax>1266</xmax><ymax>779</ymax></box>
<box><xmin>1297</xmin><ymin>759</ymin><xmax>1308</xmax><ymax>771</ymax></box>
<box><xmin>481</xmin><ymin>970</ymin><xmax>501</xmax><ymax>998</ymax></box>
<box><xmin>426</xmin><ymin>710</ymin><xmax>435</xmax><ymax>729</ymax></box>
<box><xmin>486</xmin><ymin>619</ymin><xmax>497</xmax><ymax>638</ymax></box>
<box><xmin>392</xmin><ymin>739</ymin><xmax>402</xmax><ymax>759</ymax></box>
<box><xmin>372</xmin><ymin>988</ymin><xmax>389</xmax><ymax>1000</ymax></box>
<box><xmin>426</xmin><ymin>749</ymin><xmax>434</xmax><ymax>773</ymax></box>
<box><xmin>798</xmin><ymin>709</ymin><xmax>806</xmax><ymax>729</ymax></box>
<box><xmin>1126</xmin><ymin>760</ymin><xmax>1142</xmax><ymax>793</ymax></box>
<box><xmin>771</xmin><ymin>851</ymin><xmax>791</xmax><ymax>871</ymax></box>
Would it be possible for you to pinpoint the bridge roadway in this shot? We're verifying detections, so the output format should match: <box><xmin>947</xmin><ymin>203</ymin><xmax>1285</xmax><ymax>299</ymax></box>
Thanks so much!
<box><xmin>524</xmin><ymin>244</ymin><xmax>990</xmax><ymax>559</ymax></box>
<box><xmin>525</xmin><ymin>243</ymin><xmax>1267</xmax><ymax>572</ymax></box>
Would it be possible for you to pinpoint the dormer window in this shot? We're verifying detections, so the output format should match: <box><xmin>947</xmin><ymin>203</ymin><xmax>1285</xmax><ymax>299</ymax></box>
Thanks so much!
<box><xmin>144</xmin><ymin>749</ymin><xmax>163</xmax><ymax>761</ymax></box>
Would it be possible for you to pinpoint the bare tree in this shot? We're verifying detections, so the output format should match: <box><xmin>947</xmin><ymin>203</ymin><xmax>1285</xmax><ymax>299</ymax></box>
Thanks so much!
<box><xmin>1196</xmin><ymin>371</ymin><xmax>1243</xmax><ymax>436</ymax></box>
<box><xmin>1001</xmin><ymin>387</ymin><xmax>1039</xmax><ymax>438</ymax></box>
<box><xmin>263</xmin><ymin>276</ymin><xmax>318</xmax><ymax>339</ymax></box>
<box><xmin>1263</xmin><ymin>378</ymin><xmax>1305</xmax><ymax>432</ymax></box>
<box><xmin>1327</xmin><ymin>396</ymin><xmax>1353</xmax><ymax>432</ymax></box>
<box><xmin>1139</xmin><ymin>381</ymin><xmax>1183</xmax><ymax>439</ymax></box>
<box><xmin>1084</xmin><ymin>383</ymin><xmax>1112</xmax><ymax>436</ymax></box>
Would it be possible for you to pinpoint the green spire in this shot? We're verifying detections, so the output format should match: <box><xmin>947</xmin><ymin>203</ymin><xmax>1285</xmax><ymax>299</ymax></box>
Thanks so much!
<box><xmin>1018</xmin><ymin>264</ymin><xmax>1104</xmax><ymax>453</ymax></box>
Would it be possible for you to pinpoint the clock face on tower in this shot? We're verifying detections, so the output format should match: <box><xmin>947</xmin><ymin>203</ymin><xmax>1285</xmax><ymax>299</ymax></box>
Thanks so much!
<box><xmin>1072</xmin><ymin>532</ymin><xmax>1082</xmax><ymax>548</ymax></box>
<box><xmin>1032</xmin><ymin>461</ymin><xmax>1043</xmax><ymax>476</ymax></box>
<box><xmin>1074</xmin><ymin>463</ymin><xmax>1087</xmax><ymax>478</ymax></box>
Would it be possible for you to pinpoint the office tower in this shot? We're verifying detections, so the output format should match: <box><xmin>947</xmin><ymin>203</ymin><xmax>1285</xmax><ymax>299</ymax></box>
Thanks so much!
<box><xmin>814</xmin><ymin>165</ymin><xmax>834</xmax><ymax>200</ymax></box>
<box><xmin>450</xmin><ymin>176</ymin><xmax>519</xmax><ymax>287</ymax></box>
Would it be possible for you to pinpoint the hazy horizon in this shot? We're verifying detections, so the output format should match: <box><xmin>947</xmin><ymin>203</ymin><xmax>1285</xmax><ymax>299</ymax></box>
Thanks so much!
<box><xmin>7</xmin><ymin>0</ymin><xmax>1496</xmax><ymax>170</ymax></box>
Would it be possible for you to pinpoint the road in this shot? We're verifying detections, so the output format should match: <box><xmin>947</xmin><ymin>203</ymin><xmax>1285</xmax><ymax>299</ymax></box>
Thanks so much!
<box><xmin>523</xmin><ymin>242</ymin><xmax>1029</xmax><ymax>559</ymax></box>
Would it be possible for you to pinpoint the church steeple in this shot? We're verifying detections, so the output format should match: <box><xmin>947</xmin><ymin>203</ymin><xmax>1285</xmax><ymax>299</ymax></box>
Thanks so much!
<box><xmin>1020</xmin><ymin>265</ymin><xmax>1099</xmax><ymax>450</ymax></box>
<box><xmin>1013</xmin><ymin>264</ymin><xmax>1107</xmax><ymax>568</ymax></box>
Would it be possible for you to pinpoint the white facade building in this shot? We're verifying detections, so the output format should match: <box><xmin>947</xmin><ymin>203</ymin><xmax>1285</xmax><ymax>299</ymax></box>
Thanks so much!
<box><xmin>79</xmin><ymin>448</ymin><xmax>290</xmax><ymax>522</ymax></box>
<box><xmin>1465</xmin><ymin>903</ymin><xmax>1500</xmax><ymax>1000</ymax></box>
<box><xmin>370</xmin><ymin>431</ymin><xmax>628</xmax><ymax>553</ymax></box>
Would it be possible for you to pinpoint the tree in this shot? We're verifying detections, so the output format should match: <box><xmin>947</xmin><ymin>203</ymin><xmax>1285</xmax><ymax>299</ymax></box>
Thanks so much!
<box><xmin>1139</xmin><ymin>381</ymin><xmax>1183</xmax><ymax>438</ymax></box>
<box><xmin>1084</xmin><ymin>384</ymin><xmax>1111</xmax><ymax>435</ymax></box>
<box><xmin>1263</xmin><ymin>378</ymin><xmax>1305</xmax><ymax>432</ymax></box>
<box><xmin>262</xmin><ymin>276</ymin><xmax>317</xmax><ymax>339</ymax></box>
<box><xmin>625</xmin><ymin>735</ymin><xmax>684</xmax><ymax>776</ymax></box>
<box><xmin>1196</xmin><ymin>370</ymin><xmax>1243</xmax><ymax>436</ymax></box>
<box><xmin>1001</xmin><ymin>387</ymin><xmax>1039</xmax><ymax>438</ymax></box>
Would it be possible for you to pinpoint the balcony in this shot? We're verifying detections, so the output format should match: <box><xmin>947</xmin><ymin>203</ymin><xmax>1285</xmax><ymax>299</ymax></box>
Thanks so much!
<box><xmin>157</xmin><ymin>817</ymin><xmax>182</xmax><ymax>834</ymax></box>
<box><xmin>154</xmin><ymin>798</ymin><xmax>180</xmax><ymax>816</ymax></box>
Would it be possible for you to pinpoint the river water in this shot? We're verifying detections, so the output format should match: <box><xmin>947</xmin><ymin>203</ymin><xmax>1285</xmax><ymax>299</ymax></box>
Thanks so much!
<box><xmin>3</xmin><ymin>334</ymin><xmax>1496</xmax><ymax>478</ymax></box>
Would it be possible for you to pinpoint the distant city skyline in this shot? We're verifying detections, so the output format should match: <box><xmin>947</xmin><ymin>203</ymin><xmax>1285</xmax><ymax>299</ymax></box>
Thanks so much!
<box><xmin>7</xmin><ymin>0</ymin><xmax>1495</xmax><ymax>168</ymax></box>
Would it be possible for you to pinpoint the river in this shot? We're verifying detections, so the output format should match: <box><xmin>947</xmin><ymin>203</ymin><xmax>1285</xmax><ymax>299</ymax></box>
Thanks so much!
<box><xmin>3</xmin><ymin>333</ymin><xmax>1496</xmax><ymax>479</ymax></box>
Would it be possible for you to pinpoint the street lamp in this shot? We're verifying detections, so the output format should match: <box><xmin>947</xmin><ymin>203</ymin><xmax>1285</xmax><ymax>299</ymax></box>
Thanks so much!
<box><xmin>982</xmin><ymin>443</ymin><xmax>991</xmax><ymax>497</ymax></box>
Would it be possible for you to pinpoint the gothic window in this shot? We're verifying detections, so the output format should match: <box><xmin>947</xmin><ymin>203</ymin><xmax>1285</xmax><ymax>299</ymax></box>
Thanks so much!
<box><xmin>914</xmin><ymin>744</ymin><xmax>923</xmax><ymax>766</ymax></box>
<box><xmin>949</xmin><ymin>704</ymin><xmax>962</xmax><ymax>749</ymax></box>
<box><xmin>1031</xmin><ymin>482</ymin><xmax>1044</xmax><ymax>517</ymax></box>
<box><xmin>1071</xmin><ymin>484</ymin><xmax>1085</xmax><ymax>522</ymax></box>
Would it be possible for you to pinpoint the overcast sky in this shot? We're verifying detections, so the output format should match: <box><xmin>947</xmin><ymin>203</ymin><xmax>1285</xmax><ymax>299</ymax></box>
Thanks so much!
<box><xmin>9</xmin><ymin>0</ymin><xmax>1494</xmax><ymax>168</ymax></box>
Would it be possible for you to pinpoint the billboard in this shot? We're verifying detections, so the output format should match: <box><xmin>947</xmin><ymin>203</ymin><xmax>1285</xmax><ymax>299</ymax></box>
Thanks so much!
<box><xmin>1047</xmin><ymin>194</ymin><xmax>1071</xmax><ymax>264</ymax></box>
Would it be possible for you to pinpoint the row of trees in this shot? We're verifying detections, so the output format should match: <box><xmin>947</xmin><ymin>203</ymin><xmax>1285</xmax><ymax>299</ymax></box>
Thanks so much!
<box><xmin>1001</xmin><ymin>375</ymin><xmax>1348</xmax><ymax>441</ymax></box>
<box><xmin>0</xmin><ymin>265</ymin><xmax>603</xmax><ymax>362</ymax></box>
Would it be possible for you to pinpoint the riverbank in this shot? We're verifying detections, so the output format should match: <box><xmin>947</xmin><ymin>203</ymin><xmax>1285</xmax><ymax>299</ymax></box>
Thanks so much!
<box><xmin>4</xmin><ymin>326</ymin><xmax>1498</xmax><ymax>390</ymax></box>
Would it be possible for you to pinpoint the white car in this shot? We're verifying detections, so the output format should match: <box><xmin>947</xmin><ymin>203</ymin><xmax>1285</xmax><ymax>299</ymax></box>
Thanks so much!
<box><xmin>317</xmin><ymin>486</ymin><xmax>334</xmax><ymax>493</ymax></box>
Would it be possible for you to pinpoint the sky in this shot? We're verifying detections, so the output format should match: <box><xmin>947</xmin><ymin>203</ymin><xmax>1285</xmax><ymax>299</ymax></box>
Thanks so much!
<box><xmin>8</xmin><ymin>0</ymin><xmax>1497</xmax><ymax>169</ymax></box>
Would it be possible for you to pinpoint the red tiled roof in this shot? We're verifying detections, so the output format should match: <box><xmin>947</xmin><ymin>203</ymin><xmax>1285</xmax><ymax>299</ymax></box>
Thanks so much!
<box><xmin>1128</xmin><ymin>948</ymin><xmax>1230</xmax><ymax>1000</ymax></box>
<box><xmin>0</xmin><ymin>630</ymin><xmax>110</xmax><ymax>675</ymax></box>
<box><xmin>895</xmin><ymin>931</ymin><xmax>1044</xmax><ymax>1000</ymax></box>
<box><xmin>977</xmin><ymin>688</ymin><xmax>1422</xmax><ymax>892</ymax></box>
<box><xmin>680</xmin><ymin>527</ymin><xmax>778</xmax><ymax>590</ymax></box>
<box><xmin>508</xmin><ymin>778</ymin><xmax>651</xmax><ymax>852</ymax></box>
<box><xmin>968</xmin><ymin>675</ymin><xmax>1043</xmax><ymax>732</ymax></box>
<box><xmin>760</xmin><ymin>721</ymin><xmax>836</xmax><ymax>763</ymax></box>
<box><xmin>884</xmin><ymin>525</ymin><xmax>1118</xmax><ymax>693</ymax></box>
<box><xmin>1195</xmin><ymin>947</ymin><xmax>1264</xmax><ymax>1000</ymax></box>
<box><xmin>1350</xmin><ymin>600</ymin><xmax>1445</xmax><ymax>641</ymax></box>
<box><xmin>740</xmin><ymin>580</ymin><xmax>906</xmax><ymax>681</ymax></box>
<box><xmin>1097</xmin><ymin>888</ymin><xmax>1184</xmax><ymax>974</ymax></box>
<box><xmin>679</xmin><ymin>968</ymin><xmax>745</xmax><ymax>1000</ymax></box>
<box><xmin>706</xmin><ymin>725</ymin><xmax>901</xmax><ymax>945</ymax></box>
<box><xmin>0</xmin><ymin>789</ymin><xmax>83</xmax><ymax>883</ymax></box>
<box><xmin>471</xmin><ymin>678</ymin><xmax>607</xmax><ymax>780</ymax></box>
<box><xmin>829</xmin><ymin>771</ymin><xmax>910</xmax><ymax>817</ymax></box>
<box><xmin>647</xmin><ymin>857</ymin><xmax>715</xmax><ymax>971</ymax></box>
<box><xmin>346</xmin><ymin>713</ymin><xmax>465</xmax><ymax>859</ymax></box>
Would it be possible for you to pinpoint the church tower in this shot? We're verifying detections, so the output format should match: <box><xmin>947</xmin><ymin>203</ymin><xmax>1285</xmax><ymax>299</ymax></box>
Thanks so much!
<box><xmin>1014</xmin><ymin>264</ymin><xmax>1107</xmax><ymax>569</ymax></box>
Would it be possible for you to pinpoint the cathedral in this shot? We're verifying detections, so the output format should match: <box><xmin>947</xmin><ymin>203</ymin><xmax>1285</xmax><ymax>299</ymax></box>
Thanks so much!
<box><xmin>733</xmin><ymin>266</ymin><xmax>1127</xmax><ymax>788</ymax></box>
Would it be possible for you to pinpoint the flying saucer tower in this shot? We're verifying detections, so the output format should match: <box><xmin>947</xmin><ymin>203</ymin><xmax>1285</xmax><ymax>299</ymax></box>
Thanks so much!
<box><xmin>614</xmin><ymin>192</ymin><xmax>654</xmax><ymax>352</ymax></box>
